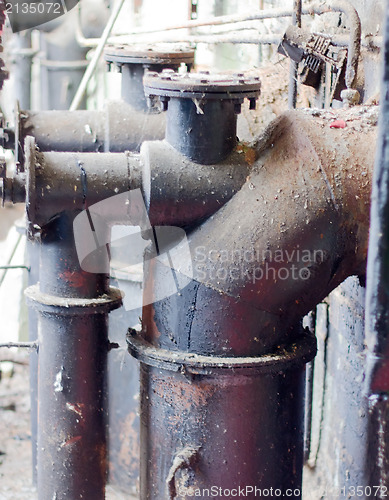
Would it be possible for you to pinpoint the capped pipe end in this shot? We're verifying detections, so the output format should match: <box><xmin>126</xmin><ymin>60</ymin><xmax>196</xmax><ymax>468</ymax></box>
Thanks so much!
<box><xmin>143</xmin><ymin>70</ymin><xmax>261</xmax><ymax>164</ymax></box>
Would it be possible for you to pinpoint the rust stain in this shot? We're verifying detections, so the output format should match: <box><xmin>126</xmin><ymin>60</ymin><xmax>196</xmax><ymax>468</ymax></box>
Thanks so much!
<box><xmin>235</xmin><ymin>143</ymin><xmax>257</xmax><ymax>165</ymax></box>
<box><xmin>151</xmin><ymin>374</ymin><xmax>217</xmax><ymax>413</ymax></box>
<box><xmin>61</xmin><ymin>435</ymin><xmax>82</xmax><ymax>448</ymax></box>
<box><xmin>95</xmin><ymin>441</ymin><xmax>107</xmax><ymax>479</ymax></box>
<box><xmin>59</xmin><ymin>270</ymin><xmax>88</xmax><ymax>289</ymax></box>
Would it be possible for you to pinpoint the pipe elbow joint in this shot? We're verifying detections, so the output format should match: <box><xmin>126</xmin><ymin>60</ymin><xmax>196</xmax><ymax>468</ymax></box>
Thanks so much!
<box><xmin>142</xmin><ymin>107</ymin><xmax>378</xmax><ymax>356</ymax></box>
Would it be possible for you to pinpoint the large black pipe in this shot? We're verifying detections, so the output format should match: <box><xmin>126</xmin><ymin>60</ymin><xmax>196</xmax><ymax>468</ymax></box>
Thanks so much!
<box><xmin>5</xmin><ymin>99</ymin><xmax>378</xmax><ymax>498</ymax></box>
<box><xmin>129</xmin><ymin>106</ymin><xmax>377</xmax><ymax>498</ymax></box>
<box><xmin>128</xmin><ymin>328</ymin><xmax>315</xmax><ymax>500</ymax></box>
<box><xmin>365</xmin><ymin>0</ymin><xmax>389</xmax><ymax>489</ymax></box>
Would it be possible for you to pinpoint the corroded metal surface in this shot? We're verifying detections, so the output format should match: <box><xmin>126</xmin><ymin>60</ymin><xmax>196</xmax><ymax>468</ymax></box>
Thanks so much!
<box><xmin>144</xmin><ymin>70</ymin><xmax>261</xmax><ymax>164</ymax></box>
<box><xmin>365</xmin><ymin>1</ymin><xmax>389</xmax><ymax>491</ymax></box>
<box><xmin>139</xmin><ymin>361</ymin><xmax>307</xmax><ymax>499</ymax></box>
<box><xmin>135</xmin><ymin>105</ymin><xmax>377</xmax><ymax>498</ymax></box>
<box><xmin>15</xmin><ymin>101</ymin><xmax>165</xmax><ymax>157</ymax></box>
<box><xmin>26</xmin><ymin>213</ymin><xmax>122</xmax><ymax>500</ymax></box>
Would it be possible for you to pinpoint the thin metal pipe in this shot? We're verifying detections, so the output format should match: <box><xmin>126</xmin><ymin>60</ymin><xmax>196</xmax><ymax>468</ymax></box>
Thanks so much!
<box><xmin>0</xmin><ymin>341</ymin><xmax>38</xmax><ymax>349</ymax></box>
<box><xmin>69</xmin><ymin>0</ymin><xmax>126</xmax><ymax>111</ymax></box>
<box><xmin>9</xmin><ymin>31</ymin><xmax>33</xmax><ymax>109</ymax></box>
<box><xmin>288</xmin><ymin>0</ymin><xmax>302</xmax><ymax>109</ymax></box>
<box><xmin>0</xmin><ymin>265</ymin><xmax>30</xmax><ymax>270</ymax></box>
<box><xmin>137</xmin><ymin>33</ymin><xmax>281</xmax><ymax>45</ymax></box>
<box><xmin>365</xmin><ymin>0</ymin><xmax>389</xmax><ymax>487</ymax></box>
<box><xmin>77</xmin><ymin>5</ymin><xmax>299</xmax><ymax>46</ymax></box>
<box><xmin>128</xmin><ymin>32</ymin><xmax>378</xmax><ymax>48</ymax></box>
<box><xmin>0</xmin><ymin>233</ymin><xmax>23</xmax><ymax>287</ymax></box>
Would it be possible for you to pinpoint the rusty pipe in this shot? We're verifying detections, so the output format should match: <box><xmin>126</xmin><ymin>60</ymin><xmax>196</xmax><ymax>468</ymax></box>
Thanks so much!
<box><xmin>21</xmin><ymin>134</ymin><xmax>133</xmax><ymax>499</ymax></box>
<box><xmin>6</xmin><ymin>100</ymin><xmax>378</xmax><ymax>498</ymax></box>
<box><xmin>25</xmin><ymin>213</ymin><xmax>122</xmax><ymax>500</ymax></box>
<box><xmin>131</xmin><ymin>106</ymin><xmax>377</xmax><ymax>498</ymax></box>
<box><xmin>8</xmin><ymin>138</ymin><xmax>248</xmax><ymax>231</ymax></box>
<box><xmin>5</xmin><ymin>128</ymin><xmax>249</xmax><ymax>498</ymax></box>
<box><xmin>7</xmin><ymin>100</ymin><xmax>166</xmax><ymax>157</ymax></box>
<box><xmin>6</xmin><ymin>44</ymin><xmax>195</xmax><ymax>159</ymax></box>
<box><xmin>365</xmin><ymin>0</ymin><xmax>389</xmax><ymax>488</ymax></box>
<box><xmin>156</xmin><ymin>108</ymin><xmax>376</xmax><ymax>352</ymax></box>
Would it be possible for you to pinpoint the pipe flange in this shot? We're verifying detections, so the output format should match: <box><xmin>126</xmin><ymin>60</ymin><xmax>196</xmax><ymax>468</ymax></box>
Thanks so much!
<box><xmin>104</xmin><ymin>43</ymin><xmax>195</xmax><ymax>69</ymax></box>
<box><xmin>127</xmin><ymin>328</ymin><xmax>317</xmax><ymax>375</ymax></box>
<box><xmin>143</xmin><ymin>70</ymin><xmax>261</xmax><ymax>106</ymax></box>
<box><xmin>25</xmin><ymin>284</ymin><xmax>123</xmax><ymax>315</ymax></box>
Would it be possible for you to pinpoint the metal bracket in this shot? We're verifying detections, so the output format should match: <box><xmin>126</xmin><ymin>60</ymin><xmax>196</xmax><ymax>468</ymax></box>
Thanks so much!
<box><xmin>279</xmin><ymin>25</ymin><xmax>349</xmax><ymax>101</ymax></box>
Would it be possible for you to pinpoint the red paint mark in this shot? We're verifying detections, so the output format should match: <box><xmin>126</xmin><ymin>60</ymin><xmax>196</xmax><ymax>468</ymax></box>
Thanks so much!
<box><xmin>329</xmin><ymin>119</ymin><xmax>347</xmax><ymax>129</ymax></box>
<box><xmin>59</xmin><ymin>270</ymin><xmax>88</xmax><ymax>289</ymax></box>
<box><xmin>63</xmin><ymin>436</ymin><xmax>82</xmax><ymax>447</ymax></box>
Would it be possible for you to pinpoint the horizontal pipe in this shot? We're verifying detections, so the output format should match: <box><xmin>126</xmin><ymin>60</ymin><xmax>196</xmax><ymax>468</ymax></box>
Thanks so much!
<box><xmin>134</xmin><ymin>33</ymin><xmax>282</xmax><ymax>45</ymax></box>
<box><xmin>83</xmin><ymin>1</ymin><xmax>359</xmax><ymax>50</ymax></box>
<box><xmin>0</xmin><ymin>341</ymin><xmax>38</xmax><ymax>349</ymax></box>
<box><xmin>141</xmin><ymin>140</ymin><xmax>251</xmax><ymax>227</ymax></box>
<box><xmin>128</xmin><ymin>32</ymin><xmax>380</xmax><ymax>48</ymax></box>
<box><xmin>78</xmin><ymin>6</ymin><xmax>300</xmax><ymax>46</ymax></box>
<box><xmin>20</xmin><ymin>137</ymin><xmax>250</xmax><ymax>230</ymax></box>
<box><xmin>17</xmin><ymin>101</ymin><xmax>166</xmax><ymax>154</ymax></box>
<box><xmin>23</xmin><ymin>136</ymin><xmax>142</xmax><ymax>228</ymax></box>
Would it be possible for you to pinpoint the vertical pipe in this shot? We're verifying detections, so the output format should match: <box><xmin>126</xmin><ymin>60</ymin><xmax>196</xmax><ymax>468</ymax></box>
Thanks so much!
<box><xmin>26</xmin><ymin>213</ymin><xmax>121</xmax><ymax>500</ymax></box>
<box><xmin>10</xmin><ymin>30</ymin><xmax>32</xmax><ymax>109</ymax></box>
<box><xmin>365</xmin><ymin>0</ymin><xmax>389</xmax><ymax>489</ymax></box>
<box><xmin>69</xmin><ymin>0</ymin><xmax>126</xmax><ymax>111</ymax></box>
<box><xmin>27</xmin><ymin>237</ymin><xmax>40</xmax><ymax>484</ymax></box>
<box><xmin>288</xmin><ymin>0</ymin><xmax>302</xmax><ymax>109</ymax></box>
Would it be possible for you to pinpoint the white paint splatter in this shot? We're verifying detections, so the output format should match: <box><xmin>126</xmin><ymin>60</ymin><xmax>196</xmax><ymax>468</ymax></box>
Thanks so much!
<box><xmin>54</xmin><ymin>367</ymin><xmax>64</xmax><ymax>393</ymax></box>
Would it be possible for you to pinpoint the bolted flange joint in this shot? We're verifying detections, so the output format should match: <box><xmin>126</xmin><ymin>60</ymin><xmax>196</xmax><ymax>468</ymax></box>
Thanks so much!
<box><xmin>143</xmin><ymin>70</ymin><xmax>261</xmax><ymax>164</ymax></box>
<box><xmin>104</xmin><ymin>43</ymin><xmax>195</xmax><ymax>111</ymax></box>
